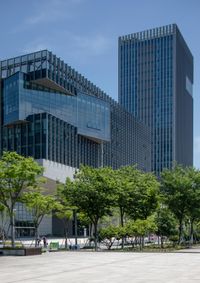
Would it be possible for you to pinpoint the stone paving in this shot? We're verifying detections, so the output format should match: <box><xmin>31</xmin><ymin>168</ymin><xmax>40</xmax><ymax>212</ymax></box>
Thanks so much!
<box><xmin>0</xmin><ymin>249</ymin><xmax>200</xmax><ymax>283</ymax></box>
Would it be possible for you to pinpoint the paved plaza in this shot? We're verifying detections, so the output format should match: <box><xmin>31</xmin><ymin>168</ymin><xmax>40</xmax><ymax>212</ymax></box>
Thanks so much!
<box><xmin>0</xmin><ymin>249</ymin><xmax>200</xmax><ymax>283</ymax></box>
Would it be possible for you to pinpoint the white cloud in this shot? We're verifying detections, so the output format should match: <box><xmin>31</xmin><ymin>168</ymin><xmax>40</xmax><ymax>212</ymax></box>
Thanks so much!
<box><xmin>11</xmin><ymin>0</ymin><xmax>85</xmax><ymax>33</ymax></box>
<box><xmin>25</xmin><ymin>0</ymin><xmax>84</xmax><ymax>26</ymax></box>
<box><xmin>20</xmin><ymin>37</ymin><xmax>52</xmax><ymax>54</ymax></box>
<box><xmin>20</xmin><ymin>31</ymin><xmax>112</xmax><ymax>60</ymax></box>
<box><xmin>26</xmin><ymin>13</ymin><xmax>47</xmax><ymax>25</ymax></box>
<box><xmin>71</xmin><ymin>34</ymin><xmax>112</xmax><ymax>56</ymax></box>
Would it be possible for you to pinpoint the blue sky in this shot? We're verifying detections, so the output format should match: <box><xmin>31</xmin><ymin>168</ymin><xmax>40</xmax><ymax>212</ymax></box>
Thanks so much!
<box><xmin>0</xmin><ymin>0</ymin><xmax>199</xmax><ymax>167</ymax></box>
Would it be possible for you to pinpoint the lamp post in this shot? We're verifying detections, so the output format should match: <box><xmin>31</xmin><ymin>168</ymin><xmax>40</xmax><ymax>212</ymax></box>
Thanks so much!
<box><xmin>73</xmin><ymin>209</ymin><xmax>78</xmax><ymax>246</ymax></box>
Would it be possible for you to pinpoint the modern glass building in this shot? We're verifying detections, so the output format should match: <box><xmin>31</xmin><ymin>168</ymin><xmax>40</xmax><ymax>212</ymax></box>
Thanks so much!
<box><xmin>0</xmin><ymin>50</ymin><xmax>151</xmax><ymax>172</ymax></box>
<box><xmin>119</xmin><ymin>24</ymin><xmax>193</xmax><ymax>174</ymax></box>
<box><xmin>0</xmin><ymin>50</ymin><xmax>151</xmax><ymax>237</ymax></box>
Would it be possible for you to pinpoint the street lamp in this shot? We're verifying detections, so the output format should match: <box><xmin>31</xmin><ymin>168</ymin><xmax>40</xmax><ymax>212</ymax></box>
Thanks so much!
<box><xmin>73</xmin><ymin>209</ymin><xmax>78</xmax><ymax>246</ymax></box>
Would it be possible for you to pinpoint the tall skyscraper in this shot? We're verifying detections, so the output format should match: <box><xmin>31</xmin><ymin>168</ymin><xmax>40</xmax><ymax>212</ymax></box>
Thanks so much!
<box><xmin>119</xmin><ymin>24</ymin><xmax>193</xmax><ymax>174</ymax></box>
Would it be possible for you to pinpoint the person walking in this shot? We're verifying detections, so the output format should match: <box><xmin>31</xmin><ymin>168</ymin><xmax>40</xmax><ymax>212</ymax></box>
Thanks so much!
<box><xmin>43</xmin><ymin>236</ymin><xmax>48</xmax><ymax>248</ymax></box>
<box><xmin>37</xmin><ymin>236</ymin><xmax>41</xmax><ymax>246</ymax></box>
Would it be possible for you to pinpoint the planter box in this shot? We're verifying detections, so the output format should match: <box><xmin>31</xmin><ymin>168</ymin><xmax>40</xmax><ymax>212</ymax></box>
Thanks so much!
<box><xmin>25</xmin><ymin>247</ymin><xmax>42</xmax><ymax>256</ymax></box>
<box><xmin>0</xmin><ymin>247</ymin><xmax>42</xmax><ymax>256</ymax></box>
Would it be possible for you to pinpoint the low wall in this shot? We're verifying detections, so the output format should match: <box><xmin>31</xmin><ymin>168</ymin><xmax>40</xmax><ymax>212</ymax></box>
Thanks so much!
<box><xmin>0</xmin><ymin>247</ymin><xmax>42</xmax><ymax>256</ymax></box>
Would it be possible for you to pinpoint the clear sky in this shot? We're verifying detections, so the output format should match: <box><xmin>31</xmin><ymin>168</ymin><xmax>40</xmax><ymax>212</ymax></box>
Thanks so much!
<box><xmin>0</xmin><ymin>0</ymin><xmax>199</xmax><ymax>167</ymax></box>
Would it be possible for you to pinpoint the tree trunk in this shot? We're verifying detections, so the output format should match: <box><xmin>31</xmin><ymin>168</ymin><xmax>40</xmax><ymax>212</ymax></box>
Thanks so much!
<box><xmin>131</xmin><ymin>237</ymin><xmax>135</xmax><ymax>248</ymax></box>
<box><xmin>10</xmin><ymin>208</ymin><xmax>15</xmax><ymax>248</ymax></box>
<box><xmin>65</xmin><ymin>232</ymin><xmax>68</xmax><ymax>249</ymax></box>
<box><xmin>88</xmin><ymin>224</ymin><xmax>92</xmax><ymax>247</ymax></box>
<box><xmin>94</xmin><ymin>221</ymin><xmax>98</xmax><ymax>251</ymax></box>
<box><xmin>89</xmin><ymin>223</ymin><xmax>93</xmax><ymax>238</ymax></box>
<box><xmin>0</xmin><ymin>211</ymin><xmax>5</xmax><ymax>242</ymax></box>
<box><xmin>139</xmin><ymin>237</ymin><xmax>142</xmax><ymax>251</ymax></box>
<box><xmin>161</xmin><ymin>236</ymin><xmax>164</xmax><ymax>249</ymax></box>
<box><xmin>189</xmin><ymin>219</ymin><xmax>194</xmax><ymax>246</ymax></box>
<box><xmin>135</xmin><ymin>236</ymin><xmax>138</xmax><ymax>247</ymax></box>
<box><xmin>74</xmin><ymin>210</ymin><xmax>78</xmax><ymax>246</ymax></box>
<box><xmin>65</xmin><ymin>223</ymin><xmax>68</xmax><ymax>249</ymax></box>
<box><xmin>63</xmin><ymin>220</ymin><xmax>68</xmax><ymax>249</ymax></box>
<box><xmin>178</xmin><ymin>219</ymin><xmax>183</xmax><ymax>244</ymax></box>
<box><xmin>142</xmin><ymin>236</ymin><xmax>145</xmax><ymax>249</ymax></box>
<box><xmin>120</xmin><ymin>207</ymin><xmax>124</xmax><ymax>249</ymax></box>
<box><xmin>35</xmin><ymin>225</ymin><xmax>39</xmax><ymax>247</ymax></box>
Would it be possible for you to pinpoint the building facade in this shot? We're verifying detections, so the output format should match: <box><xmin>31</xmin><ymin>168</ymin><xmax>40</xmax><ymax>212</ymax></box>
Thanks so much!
<box><xmin>119</xmin><ymin>24</ymin><xmax>193</xmax><ymax>174</ymax></box>
<box><xmin>0</xmin><ymin>50</ymin><xmax>151</xmax><ymax>172</ymax></box>
<box><xmin>0</xmin><ymin>50</ymin><xmax>151</xmax><ymax>237</ymax></box>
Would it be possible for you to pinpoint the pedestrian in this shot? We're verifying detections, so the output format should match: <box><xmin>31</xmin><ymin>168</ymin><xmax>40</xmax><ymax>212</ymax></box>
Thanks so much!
<box><xmin>43</xmin><ymin>236</ymin><xmax>48</xmax><ymax>248</ymax></box>
<box><xmin>37</xmin><ymin>236</ymin><xmax>41</xmax><ymax>246</ymax></box>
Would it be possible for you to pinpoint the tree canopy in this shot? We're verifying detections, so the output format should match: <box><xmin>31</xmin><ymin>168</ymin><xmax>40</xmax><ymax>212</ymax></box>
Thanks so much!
<box><xmin>23</xmin><ymin>190</ymin><xmax>56</xmax><ymax>246</ymax></box>
<box><xmin>161</xmin><ymin>165</ymin><xmax>200</xmax><ymax>244</ymax></box>
<box><xmin>62</xmin><ymin>166</ymin><xmax>116</xmax><ymax>250</ymax></box>
<box><xmin>0</xmin><ymin>151</ymin><xmax>43</xmax><ymax>247</ymax></box>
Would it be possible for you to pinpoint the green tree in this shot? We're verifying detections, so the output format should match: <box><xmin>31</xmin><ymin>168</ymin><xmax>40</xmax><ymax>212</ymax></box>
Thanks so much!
<box><xmin>155</xmin><ymin>207</ymin><xmax>178</xmax><ymax>248</ymax></box>
<box><xmin>99</xmin><ymin>225</ymin><xmax>121</xmax><ymax>250</ymax></box>
<box><xmin>23</xmin><ymin>191</ymin><xmax>56</xmax><ymax>247</ymax></box>
<box><xmin>56</xmin><ymin>182</ymin><xmax>74</xmax><ymax>249</ymax></box>
<box><xmin>0</xmin><ymin>152</ymin><xmax>43</xmax><ymax>247</ymax></box>
<box><xmin>126</xmin><ymin>171</ymin><xmax>160</xmax><ymax>220</ymax></box>
<box><xmin>63</xmin><ymin>166</ymin><xmax>116</xmax><ymax>251</ymax></box>
<box><xmin>125</xmin><ymin>217</ymin><xmax>157</xmax><ymax>250</ymax></box>
<box><xmin>161</xmin><ymin>165</ymin><xmax>193</xmax><ymax>244</ymax></box>
<box><xmin>0</xmin><ymin>204</ymin><xmax>7</xmax><ymax>241</ymax></box>
<box><xmin>185</xmin><ymin>167</ymin><xmax>200</xmax><ymax>245</ymax></box>
<box><xmin>113</xmin><ymin>166</ymin><xmax>141</xmax><ymax>249</ymax></box>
